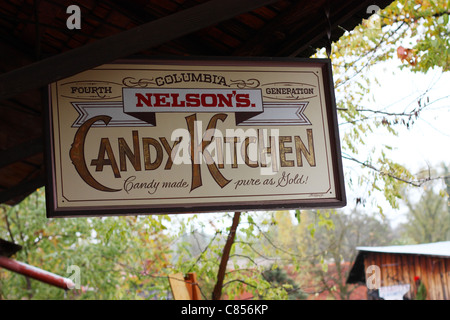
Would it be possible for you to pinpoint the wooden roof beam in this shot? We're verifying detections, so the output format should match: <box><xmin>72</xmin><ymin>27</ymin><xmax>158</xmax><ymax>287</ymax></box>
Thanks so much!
<box><xmin>0</xmin><ymin>174</ymin><xmax>44</xmax><ymax>205</ymax></box>
<box><xmin>277</xmin><ymin>0</ymin><xmax>392</xmax><ymax>57</ymax></box>
<box><xmin>0</xmin><ymin>137</ymin><xmax>43</xmax><ymax>169</ymax></box>
<box><xmin>275</xmin><ymin>1</ymin><xmax>365</xmax><ymax>57</ymax></box>
<box><xmin>0</xmin><ymin>0</ymin><xmax>277</xmax><ymax>101</ymax></box>
<box><xmin>232</xmin><ymin>1</ymin><xmax>319</xmax><ymax>56</ymax></box>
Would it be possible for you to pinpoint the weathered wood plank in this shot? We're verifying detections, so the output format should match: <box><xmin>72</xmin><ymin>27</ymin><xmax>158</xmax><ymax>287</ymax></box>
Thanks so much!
<box><xmin>420</xmin><ymin>256</ymin><xmax>430</xmax><ymax>299</ymax></box>
<box><xmin>402</xmin><ymin>254</ymin><xmax>413</xmax><ymax>299</ymax></box>
<box><xmin>362</xmin><ymin>252</ymin><xmax>450</xmax><ymax>300</ymax></box>
<box><xmin>168</xmin><ymin>273</ymin><xmax>191</xmax><ymax>300</ymax></box>
<box><xmin>430</xmin><ymin>258</ymin><xmax>443</xmax><ymax>300</ymax></box>
<box><xmin>381</xmin><ymin>253</ymin><xmax>389</xmax><ymax>287</ymax></box>
<box><xmin>443</xmin><ymin>258</ymin><xmax>450</xmax><ymax>300</ymax></box>
<box><xmin>185</xmin><ymin>272</ymin><xmax>202</xmax><ymax>300</ymax></box>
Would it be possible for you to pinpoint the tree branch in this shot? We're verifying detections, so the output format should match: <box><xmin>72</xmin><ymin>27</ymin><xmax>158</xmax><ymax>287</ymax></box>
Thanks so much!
<box><xmin>187</xmin><ymin>230</ymin><xmax>219</xmax><ymax>274</ymax></box>
<box><xmin>342</xmin><ymin>154</ymin><xmax>450</xmax><ymax>187</ymax></box>
<box><xmin>1</xmin><ymin>206</ymin><xmax>15</xmax><ymax>243</ymax></box>
<box><xmin>212</xmin><ymin>212</ymin><xmax>241</xmax><ymax>300</ymax></box>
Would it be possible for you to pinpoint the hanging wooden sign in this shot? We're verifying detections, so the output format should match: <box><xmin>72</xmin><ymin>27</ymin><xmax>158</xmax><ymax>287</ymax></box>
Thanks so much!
<box><xmin>45</xmin><ymin>58</ymin><xmax>346</xmax><ymax>217</ymax></box>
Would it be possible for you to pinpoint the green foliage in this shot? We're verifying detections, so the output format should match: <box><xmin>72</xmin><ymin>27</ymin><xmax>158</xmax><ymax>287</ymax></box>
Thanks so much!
<box><xmin>300</xmin><ymin>209</ymin><xmax>395</xmax><ymax>299</ymax></box>
<box><xmin>392</xmin><ymin>0</ymin><xmax>450</xmax><ymax>72</ymax></box>
<box><xmin>0</xmin><ymin>189</ymin><xmax>174</xmax><ymax>300</ymax></box>
<box><xmin>171</xmin><ymin>211</ymin><xmax>303</xmax><ymax>300</ymax></box>
<box><xmin>415</xmin><ymin>281</ymin><xmax>427</xmax><ymax>300</ymax></box>
<box><xmin>2</xmin><ymin>0</ymin><xmax>450</xmax><ymax>301</ymax></box>
<box><xmin>262</xmin><ymin>265</ymin><xmax>307</xmax><ymax>300</ymax></box>
<box><xmin>313</xmin><ymin>0</ymin><xmax>450</xmax><ymax>210</ymax></box>
<box><xmin>399</xmin><ymin>172</ymin><xmax>450</xmax><ymax>243</ymax></box>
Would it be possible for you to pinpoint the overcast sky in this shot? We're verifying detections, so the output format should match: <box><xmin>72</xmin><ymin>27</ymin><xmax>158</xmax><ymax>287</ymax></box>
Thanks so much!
<box><xmin>340</xmin><ymin>59</ymin><xmax>450</xmax><ymax>227</ymax></box>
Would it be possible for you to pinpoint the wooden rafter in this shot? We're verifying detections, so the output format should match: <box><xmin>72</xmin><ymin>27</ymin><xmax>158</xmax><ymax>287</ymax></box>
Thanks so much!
<box><xmin>0</xmin><ymin>0</ymin><xmax>276</xmax><ymax>101</ymax></box>
<box><xmin>0</xmin><ymin>0</ymin><xmax>396</xmax><ymax>207</ymax></box>
<box><xmin>276</xmin><ymin>0</ymin><xmax>373</xmax><ymax>57</ymax></box>
<box><xmin>232</xmin><ymin>1</ymin><xmax>313</xmax><ymax>56</ymax></box>
<box><xmin>0</xmin><ymin>137</ymin><xmax>43</xmax><ymax>169</ymax></box>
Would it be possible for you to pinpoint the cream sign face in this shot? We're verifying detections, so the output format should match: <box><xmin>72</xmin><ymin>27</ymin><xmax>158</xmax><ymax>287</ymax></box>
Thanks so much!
<box><xmin>46</xmin><ymin>58</ymin><xmax>346</xmax><ymax>217</ymax></box>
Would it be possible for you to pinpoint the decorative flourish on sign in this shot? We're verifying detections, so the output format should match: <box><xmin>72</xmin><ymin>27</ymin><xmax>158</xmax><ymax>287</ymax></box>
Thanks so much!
<box><xmin>122</xmin><ymin>77</ymin><xmax>157</xmax><ymax>87</ymax></box>
<box><xmin>228</xmin><ymin>78</ymin><xmax>260</xmax><ymax>89</ymax></box>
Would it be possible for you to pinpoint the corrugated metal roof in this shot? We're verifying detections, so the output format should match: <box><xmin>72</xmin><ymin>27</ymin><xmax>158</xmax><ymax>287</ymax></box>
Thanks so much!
<box><xmin>356</xmin><ymin>241</ymin><xmax>450</xmax><ymax>257</ymax></box>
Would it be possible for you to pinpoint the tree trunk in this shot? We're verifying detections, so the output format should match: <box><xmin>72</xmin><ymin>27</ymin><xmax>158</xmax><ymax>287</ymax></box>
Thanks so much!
<box><xmin>212</xmin><ymin>212</ymin><xmax>241</xmax><ymax>300</ymax></box>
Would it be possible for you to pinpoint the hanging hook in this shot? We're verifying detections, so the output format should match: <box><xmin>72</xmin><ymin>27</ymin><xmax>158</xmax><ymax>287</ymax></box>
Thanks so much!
<box><xmin>324</xmin><ymin>0</ymin><xmax>332</xmax><ymax>58</ymax></box>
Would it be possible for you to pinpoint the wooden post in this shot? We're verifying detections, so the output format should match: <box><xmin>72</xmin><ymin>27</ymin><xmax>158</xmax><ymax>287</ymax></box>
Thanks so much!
<box><xmin>185</xmin><ymin>272</ymin><xmax>202</xmax><ymax>300</ymax></box>
<box><xmin>169</xmin><ymin>273</ymin><xmax>191</xmax><ymax>300</ymax></box>
<box><xmin>169</xmin><ymin>272</ymin><xmax>202</xmax><ymax>300</ymax></box>
<box><xmin>212</xmin><ymin>212</ymin><xmax>241</xmax><ymax>300</ymax></box>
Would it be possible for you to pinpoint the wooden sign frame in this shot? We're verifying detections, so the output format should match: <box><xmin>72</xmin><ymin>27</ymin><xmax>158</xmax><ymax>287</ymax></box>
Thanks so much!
<box><xmin>45</xmin><ymin>57</ymin><xmax>346</xmax><ymax>217</ymax></box>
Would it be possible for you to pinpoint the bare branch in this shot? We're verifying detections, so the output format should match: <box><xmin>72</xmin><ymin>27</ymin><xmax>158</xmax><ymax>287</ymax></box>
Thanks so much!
<box><xmin>187</xmin><ymin>230</ymin><xmax>219</xmax><ymax>273</ymax></box>
<box><xmin>342</xmin><ymin>154</ymin><xmax>450</xmax><ymax>187</ymax></box>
